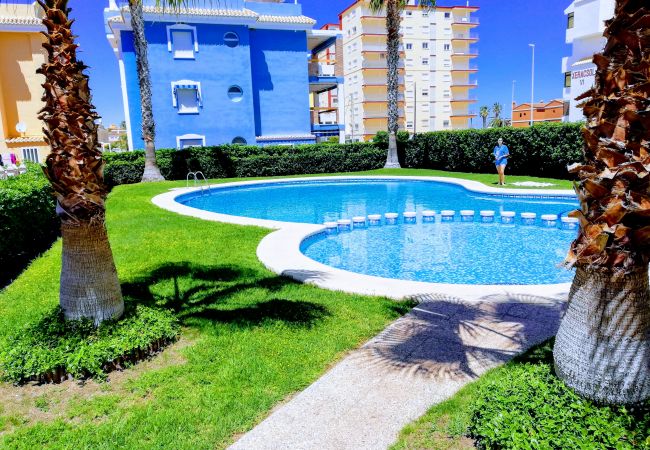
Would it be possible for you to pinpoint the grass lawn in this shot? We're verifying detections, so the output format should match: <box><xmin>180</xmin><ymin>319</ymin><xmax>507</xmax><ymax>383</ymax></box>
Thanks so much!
<box><xmin>0</xmin><ymin>168</ymin><xmax>572</xmax><ymax>448</ymax></box>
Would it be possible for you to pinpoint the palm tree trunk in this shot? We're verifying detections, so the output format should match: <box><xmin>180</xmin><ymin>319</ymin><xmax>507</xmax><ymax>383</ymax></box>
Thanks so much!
<box><xmin>554</xmin><ymin>266</ymin><xmax>650</xmax><ymax>404</ymax></box>
<box><xmin>129</xmin><ymin>0</ymin><xmax>164</xmax><ymax>182</ymax></box>
<box><xmin>38</xmin><ymin>0</ymin><xmax>124</xmax><ymax>325</ymax></box>
<box><xmin>384</xmin><ymin>0</ymin><xmax>401</xmax><ymax>169</ymax></box>
<box><xmin>60</xmin><ymin>222</ymin><xmax>124</xmax><ymax>323</ymax></box>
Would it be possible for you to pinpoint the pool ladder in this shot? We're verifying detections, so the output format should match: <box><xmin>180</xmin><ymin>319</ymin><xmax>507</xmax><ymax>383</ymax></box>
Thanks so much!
<box><xmin>186</xmin><ymin>171</ymin><xmax>208</xmax><ymax>192</ymax></box>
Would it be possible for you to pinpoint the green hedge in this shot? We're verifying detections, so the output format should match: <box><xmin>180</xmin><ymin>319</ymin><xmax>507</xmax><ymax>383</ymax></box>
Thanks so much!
<box><xmin>103</xmin><ymin>123</ymin><xmax>584</xmax><ymax>186</ymax></box>
<box><xmin>405</xmin><ymin>122</ymin><xmax>584</xmax><ymax>179</ymax></box>
<box><xmin>103</xmin><ymin>143</ymin><xmax>386</xmax><ymax>186</ymax></box>
<box><xmin>0</xmin><ymin>165</ymin><xmax>58</xmax><ymax>288</ymax></box>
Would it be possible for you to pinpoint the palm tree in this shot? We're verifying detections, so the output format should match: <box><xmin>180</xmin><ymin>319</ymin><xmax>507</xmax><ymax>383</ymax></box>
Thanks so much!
<box><xmin>369</xmin><ymin>0</ymin><xmax>435</xmax><ymax>168</ymax></box>
<box><xmin>489</xmin><ymin>102</ymin><xmax>504</xmax><ymax>127</ymax></box>
<box><xmin>479</xmin><ymin>105</ymin><xmax>489</xmax><ymax>128</ymax></box>
<box><xmin>129</xmin><ymin>0</ymin><xmax>165</xmax><ymax>182</ymax></box>
<box><xmin>554</xmin><ymin>0</ymin><xmax>650</xmax><ymax>405</ymax></box>
<box><xmin>37</xmin><ymin>0</ymin><xmax>123</xmax><ymax>324</ymax></box>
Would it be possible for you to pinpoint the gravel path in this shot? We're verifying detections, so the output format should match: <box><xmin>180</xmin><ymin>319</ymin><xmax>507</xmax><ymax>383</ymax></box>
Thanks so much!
<box><xmin>229</xmin><ymin>291</ymin><xmax>566</xmax><ymax>450</ymax></box>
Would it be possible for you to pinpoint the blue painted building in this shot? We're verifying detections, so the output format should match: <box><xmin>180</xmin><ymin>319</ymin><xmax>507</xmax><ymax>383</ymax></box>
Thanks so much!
<box><xmin>104</xmin><ymin>0</ymin><xmax>343</xmax><ymax>150</ymax></box>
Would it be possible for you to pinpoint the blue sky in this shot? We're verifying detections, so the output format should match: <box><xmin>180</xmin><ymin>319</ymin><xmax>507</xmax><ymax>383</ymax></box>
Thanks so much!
<box><xmin>69</xmin><ymin>0</ymin><xmax>571</xmax><ymax>127</ymax></box>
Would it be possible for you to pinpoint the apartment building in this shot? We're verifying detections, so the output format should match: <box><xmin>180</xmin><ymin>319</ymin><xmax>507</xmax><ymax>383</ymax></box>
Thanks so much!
<box><xmin>340</xmin><ymin>0</ymin><xmax>478</xmax><ymax>141</ymax></box>
<box><xmin>0</xmin><ymin>0</ymin><xmax>48</xmax><ymax>164</ymax></box>
<box><xmin>511</xmin><ymin>100</ymin><xmax>564</xmax><ymax>128</ymax></box>
<box><xmin>562</xmin><ymin>0</ymin><xmax>615</xmax><ymax>122</ymax></box>
<box><xmin>309</xmin><ymin>24</ymin><xmax>345</xmax><ymax>143</ymax></box>
<box><xmin>105</xmin><ymin>0</ymin><xmax>340</xmax><ymax>149</ymax></box>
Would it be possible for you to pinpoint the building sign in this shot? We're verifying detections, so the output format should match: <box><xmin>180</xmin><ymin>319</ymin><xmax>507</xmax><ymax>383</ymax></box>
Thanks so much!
<box><xmin>572</xmin><ymin>67</ymin><xmax>596</xmax><ymax>86</ymax></box>
<box><xmin>568</xmin><ymin>63</ymin><xmax>597</xmax><ymax>122</ymax></box>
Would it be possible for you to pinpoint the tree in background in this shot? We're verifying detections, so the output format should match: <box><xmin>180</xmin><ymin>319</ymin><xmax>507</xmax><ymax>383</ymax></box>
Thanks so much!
<box><xmin>555</xmin><ymin>0</ymin><xmax>649</xmax><ymax>405</ymax></box>
<box><xmin>479</xmin><ymin>105</ymin><xmax>490</xmax><ymax>128</ymax></box>
<box><xmin>37</xmin><ymin>0</ymin><xmax>124</xmax><ymax>324</ymax></box>
<box><xmin>128</xmin><ymin>0</ymin><xmax>164</xmax><ymax>182</ymax></box>
<box><xmin>369</xmin><ymin>0</ymin><xmax>436</xmax><ymax>168</ymax></box>
<box><xmin>490</xmin><ymin>102</ymin><xmax>505</xmax><ymax>128</ymax></box>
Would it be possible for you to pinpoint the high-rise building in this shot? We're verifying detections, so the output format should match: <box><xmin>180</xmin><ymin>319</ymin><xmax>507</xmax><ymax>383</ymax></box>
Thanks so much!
<box><xmin>105</xmin><ymin>0</ymin><xmax>342</xmax><ymax>149</ymax></box>
<box><xmin>339</xmin><ymin>0</ymin><xmax>478</xmax><ymax>142</ymax></box>
<box><xmin>562</xmin><ymin>0</ymin><xmax>615</xmax><ymax>122</ymax></box>
<box><xmin>0</xmin><ymin>1</ymin><xmax>48</xmax><ymax>164</ymax></box>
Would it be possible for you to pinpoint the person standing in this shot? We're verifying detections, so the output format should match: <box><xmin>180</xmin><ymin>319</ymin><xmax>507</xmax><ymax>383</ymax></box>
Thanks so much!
<box><xmin>493</xmin><ymin>138</ymin><xmax>510</xmax><ymax>186</ymax></box>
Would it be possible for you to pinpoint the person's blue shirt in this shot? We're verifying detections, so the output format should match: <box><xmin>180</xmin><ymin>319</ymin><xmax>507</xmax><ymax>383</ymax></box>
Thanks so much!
<box><xmin>493</xmin><ymin>144</ymin><xmax>510</xmax><ymax>166</ymax></box>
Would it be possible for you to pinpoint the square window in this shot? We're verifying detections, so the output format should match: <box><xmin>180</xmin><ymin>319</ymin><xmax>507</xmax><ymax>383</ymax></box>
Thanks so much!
<box><xmin>443</xmin><ymin>120</ymin><xmax>450</xmax><ymax>127</ymax></box>
<box><xmin>422</xmin><ymin>42</ymin><xmax>429</xmax><ymax>49</ymax></box>
<box><xmin>171</xmin><ymin>30</ymin><xmax>195</xmax><ymax>59</ymax></box>
<box><xmin>444</xmin><ymin>12</ymin><xmax>451</xmax><ymax>19</ymax></box>
<box><xmin>444</xmin><ymin>44</ymin><xmax>450</xmax><ymax>51</ymax></box>
<box><xmin>422</xmin><ymin>58</ymin><xmax>429</xmax><ymax>65</ymax></box>
<box><xmin>177</xmin><ymin>88</ymin><xmax>199</xmax><ymax>114</ymax></box>
<box><xmin>406</xmin><ymin>43</ymin><xmax>413</xmax><ymax>50</ymax></box>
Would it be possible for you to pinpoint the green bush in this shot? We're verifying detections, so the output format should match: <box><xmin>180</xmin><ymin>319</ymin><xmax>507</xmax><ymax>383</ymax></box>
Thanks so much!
<box><xmin>405</xmin><ymin>122</ymin><xmax>584</xmax><ymax>179</ymax></box>
<box><xmin>0</xmin><ymin>164</ymin><xmax>58</xmax><ymax>287</ymax></box>
<box><xmin>0</xmin><ymin>304</ymin><xmax>180</xmax><ymax>383</ymax></box>
<box><xmin>468</xmin><ymin>344</ymin><xmax>650</xmax><ymax>449</ymax></box>
<box><xmin>103</xmin><ymin>143</ymin><xmax>385</xmax><ymax>186</ymax></box>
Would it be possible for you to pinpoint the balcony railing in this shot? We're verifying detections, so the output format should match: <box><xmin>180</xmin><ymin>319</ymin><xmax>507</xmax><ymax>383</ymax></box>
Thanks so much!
<box><xmin>451</xmin><ymin>51</ymin><xmax>479</xmax><ymax>57</ymax></box>
<box><xmin>452</xmin><ymin>32</ymin><xmax>479</xmax><ymax>40</ymax></box>
<box><xmin>450</xmin><ymin>96</ymin><xmax>478</xmax><ymax>102</ymax></box>
<box><xmin>451</xmin><ymin>65</ymin><xmax>478</xmax><ymax>71</ymax></box>
<box><xmin>451</xmin><ymin>16</ymin><xmax>479</xmax><ymax>26</ymax></box>
<box><xmin>309</xmin><ymin>62</ymin><xmax>336</xmax><ymax>78</ymax></box>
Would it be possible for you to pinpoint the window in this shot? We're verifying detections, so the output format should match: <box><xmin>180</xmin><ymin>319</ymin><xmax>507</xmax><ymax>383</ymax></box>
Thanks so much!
<box><xmin>443</xmin><ymin>120</ymin><xmax>450</xmax><ymax>127</ymax></box>
<box><xmin>352</xmin><ymin>26</ymin><xmax>357</xmax><ymax>33</ymax></box>
<box><xmin>171</xmin><ymin>81</ymin><xmax>202</xmax><ymax>114</ymax></box>
<box><xmin>228</xmin><ymin>85</ymin><xmax>244</xmax><ymax>102</ymax></box>
<box><xmin>422</xmin><ymin>42</ymin><xmax>428</xmax><ymax>49</ymax></box>
<box><xmin>567</xmin><ymin>12</ymin><xmax>574</xmax><ymax>29</ymax></box>
<box><xmin>406</xmin><ymin>121</ymin><xmax>413</xmax><ymax>129</ymax></box>
<box><xmin>444</xmin><ymin>12</ymin><xmax>451</xmax><ymax>19</ymax></box>
<box><xmin>176</xmin><ymin>134</ymin><xmax>205</xmax><ymax>149</ymax></box>
<box><xmin>422</xmin><ymin>89</ymin><xmax>429</xmax><ymax>97</ymax></box>
<box><xmin>224</xmin><ymin>32</ymin><xmax>239</xmax><ymax>48</ymax></box>
<box><xmin>406</xmin><ymin>11</ymin><xmax>412</xmax><ymax>16</ymax></box>
<box><xmin>422</xmin><ymin>58</ymin><xmax>429</xmax><ymax>65</ymax></box>
<box><xmin>167</xmin><ymin>25</ymin><xmax>198</xmax><ymax>59</ymax></box>
<box><xmin>232</xmin><ymin>137</ymin><xmax>247</xmax><ymax>145</ymax></box>
<box><xmin>422</xmin><ymin>12</ymin><xmax>428</xmax><ymax>17</ymax></box>
<box><xmin>444</xmin><ymin>44</ymin><xmax>450</xmax><ymax>51</ymax></box>
<box><xmin>564</xmin><ymin>71</ymin><xmax>572</xmax><ymax>87</ymax></box>
<box><xmin>406</xmin><ymin>43</ymin><xmax>413</xmax><ymax>50</ymax></box>
<box><xmin>21</xmin><ymin>147</ymin><xmax>39</xmax><ymax>162</ymax></box>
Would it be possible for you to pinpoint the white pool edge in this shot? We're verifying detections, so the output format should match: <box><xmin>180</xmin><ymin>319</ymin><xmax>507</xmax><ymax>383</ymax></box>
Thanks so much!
<box><xmin>152</xmin><ymin>175</ymin><xmax>573</xmax><ymax>301</ymax></box>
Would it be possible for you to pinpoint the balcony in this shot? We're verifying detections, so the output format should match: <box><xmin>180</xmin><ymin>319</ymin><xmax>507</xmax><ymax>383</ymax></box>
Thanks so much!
<box><xmin>450</xmin><ymin>111</ymin><xmax>477</xmax><ymax>118</ymax></box>
<box><xmin>450</xmin><ymin>97</ymin><xmax>478</xmax><ymax>103</ymax></box>
<box><xmin>451</xmin><ymin>50</ymin><xmax>478</xmax><ymax>59</ymax></box>
<box><xmin>451</xmin><ymin>80</ymin><xmax>478</xmax><ymax>88</ymax></box>
<box><xmin>309</xmin><ymin>59</ymin><xmax>341</xmax><ymax>93</ymax></box>
<box><xmin>451</xmin><ymin>32</ymin><xmax>479</xmax><ymax>42</ymax></box>
<box><xmin>451</xmin><ymin>65</ymin><xmax>478</xmax><ymax>73</ymax></box>
<box><xmin>362</xmin><ymin>60</ymin><xmax>405</xmax><ymax>71</ymax></box>
<box><xmin>451</xmin><ymin>16</ymin><xmax>479</xmax><ymax>27</ymax></box>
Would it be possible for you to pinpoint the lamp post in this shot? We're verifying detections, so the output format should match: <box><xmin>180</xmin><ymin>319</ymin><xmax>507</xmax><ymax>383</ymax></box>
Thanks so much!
<box><xmin>529</xmin><ymin>43</ymin><xmax>535</xmax><ymax>127</ymax></box>
<box><xmin>511</xmin><ymin>80</ymin><xmax>516</xmax><ymax>126</ymax></box>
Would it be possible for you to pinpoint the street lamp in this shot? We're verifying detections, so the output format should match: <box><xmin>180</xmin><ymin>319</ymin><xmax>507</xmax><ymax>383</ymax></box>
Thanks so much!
<box><xmin>511</xmin><ymin>80</ymin><xmax>516</xmax><ymax>126</ymax></box>
<box><xmin>529</xmin><ymin>43</ymin><xmax>535</xmax><ymax>127</ymax></box>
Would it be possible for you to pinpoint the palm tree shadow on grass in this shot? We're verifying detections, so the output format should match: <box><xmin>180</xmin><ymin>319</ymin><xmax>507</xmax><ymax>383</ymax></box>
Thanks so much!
<box><xmin>121</xmin><ymin>262</ymin><xmax>330</xmax><ymax>329</ymax></box>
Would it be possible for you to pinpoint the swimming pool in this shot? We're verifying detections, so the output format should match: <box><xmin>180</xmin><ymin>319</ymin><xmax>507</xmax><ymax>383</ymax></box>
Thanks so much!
<box><xmin>176</xmin><ymin>178</ymin><xmax>578</xmax><ymax>286</ymax></box>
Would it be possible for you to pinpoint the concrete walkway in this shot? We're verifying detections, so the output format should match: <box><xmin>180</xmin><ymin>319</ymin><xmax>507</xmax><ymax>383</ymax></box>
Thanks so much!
<box><xmin>229</xmin><ymin>290</ymin><xmax>567</xmax><ymax>450</ymax></box>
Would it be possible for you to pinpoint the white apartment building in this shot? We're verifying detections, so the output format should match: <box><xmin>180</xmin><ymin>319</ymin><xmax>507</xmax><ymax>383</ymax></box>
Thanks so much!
<box><xmin>562</xmin><ymin>0</ymin><xmax>615</xmax><ymax>122</ymax></box>
<box><xmin>340</xmin><ymin>0</ymin><xmax>478</xmax><ymax>141</ymax></box>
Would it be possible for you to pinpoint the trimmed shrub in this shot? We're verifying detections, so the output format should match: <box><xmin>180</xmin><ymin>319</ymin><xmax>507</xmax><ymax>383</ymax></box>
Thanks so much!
<box><xmin>0</xmin><ymin>304</ymin><xmax>180</xmax><ymax>383</ymax></box>
<box><xmin>468</xmin><ymin>342</ymin><xmax>650</xmax><ymax>449</ymax></box>
<box><xmin>0</xmin><ymin>165</ymin><xmax>58</xmax><ymax>287</ymax></box>
<box><xmin>103</xmin><ymin>143</ymin><xmax>385</xmax><ymax>186</ymax></box>
<box><xmin>405</xmin><ymin>122</ymin><xmax>584</xmax><ymax>179</ymax></box>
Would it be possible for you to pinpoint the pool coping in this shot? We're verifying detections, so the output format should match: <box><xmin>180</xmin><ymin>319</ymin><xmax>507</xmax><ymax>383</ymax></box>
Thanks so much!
<box><xmin>151</xmin><ymin>175</ymin><xmax>574</xmax><ymax>301</ymax></box>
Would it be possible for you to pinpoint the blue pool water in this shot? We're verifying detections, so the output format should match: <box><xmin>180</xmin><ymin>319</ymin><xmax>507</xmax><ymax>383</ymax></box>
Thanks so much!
<box><xmin>178</xmin><ymin>179</ymin><xmax>579</xmax><ymax>285</ymax></box>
